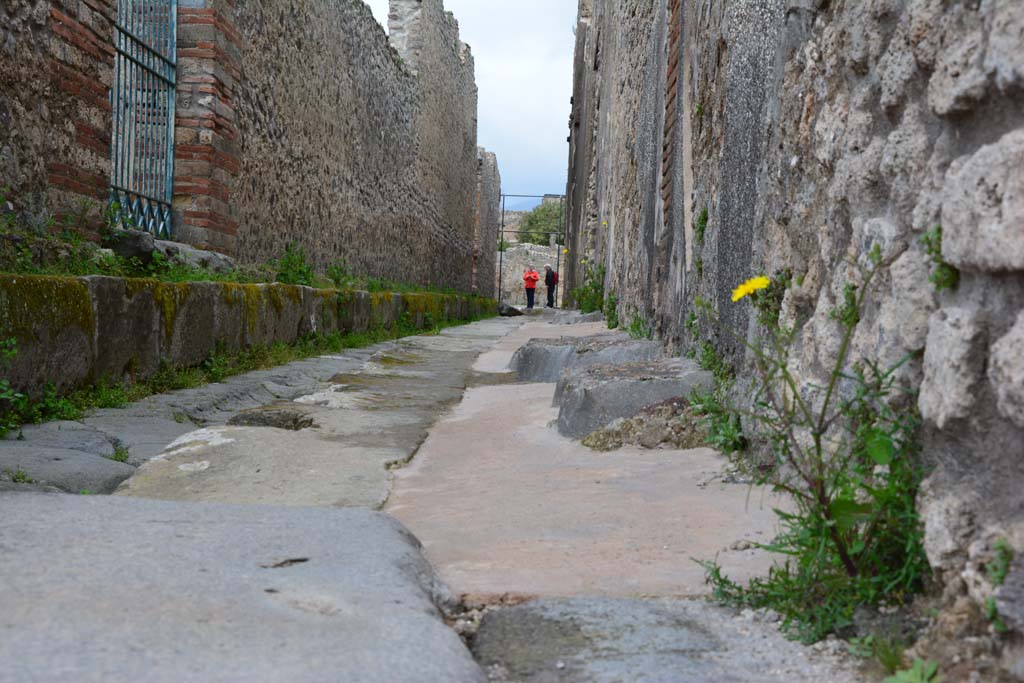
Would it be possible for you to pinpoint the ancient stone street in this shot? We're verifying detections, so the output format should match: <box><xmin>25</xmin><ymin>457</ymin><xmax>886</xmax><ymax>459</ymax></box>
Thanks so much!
<box><xmin>0</xmin><ymin>315</ymin><xmax>858</xmax><ymax>682</ymax></box>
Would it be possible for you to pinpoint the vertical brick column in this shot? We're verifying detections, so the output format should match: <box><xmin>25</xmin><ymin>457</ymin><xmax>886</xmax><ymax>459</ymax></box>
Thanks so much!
<box><xmin>46</xmin><ymin>0</ymin><xmax>116</xmax><ymax>210</ymax></box>
<box><xmin>173</xmin><ymin>0</ymin><xmax>241</xmax><ymax>254</ymax></box>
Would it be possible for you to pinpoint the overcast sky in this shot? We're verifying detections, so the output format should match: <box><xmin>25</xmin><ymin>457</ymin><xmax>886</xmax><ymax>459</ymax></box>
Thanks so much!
<box><xmin>364</xmin><ymin>0</ymin><xmax>577</xmax><ymax>211</ymax></box>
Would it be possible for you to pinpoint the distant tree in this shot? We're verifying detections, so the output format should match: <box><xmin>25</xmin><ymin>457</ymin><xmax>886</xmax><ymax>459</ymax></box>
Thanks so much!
<box><xmin>517</xmin><ymin>202</ymin><xmax>565</xmax><ymax>246</ymax></box>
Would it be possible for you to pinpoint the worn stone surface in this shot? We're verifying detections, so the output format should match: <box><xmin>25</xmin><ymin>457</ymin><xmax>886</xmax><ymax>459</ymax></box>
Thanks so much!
<box><xmin>0</xmin><ymin>318</ymin><xmax>514</xmax><ymax>492</ymax></box>
<box><xmin>114</xmin><ymin>319</ymin><xmax>521</xmax><ymax>507</ymax></box>
<box><xmin>556</xmin><ymin>359</ymin><xmax>713</xmax><ymax>439</ymax></box>
<box><xmin>387</xmin><ymin>381</ymin><xmax>785</xmax><ymax>601</ymax></box>
<box><xmin>0</xmin><ymin>445</ymin><xmax>134</xmax><ymax>494</ymax></box>
<box><xmin>511</xmin><ymin>333</ymin><xmax>663</xmax><ymax>383</ymax></box>
<box><xmin>0</xmin><ymin>494</ymin><xmax>484</xmax><ymax>683</ymax></box>
<box><xmin>472</xmin><ymin>599</ymin><xmax>858</xmax><ymax>683</ymax></box>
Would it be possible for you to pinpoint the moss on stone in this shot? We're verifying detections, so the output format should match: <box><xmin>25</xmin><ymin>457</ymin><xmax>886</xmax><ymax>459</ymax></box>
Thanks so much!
<box><xmin>150</xmin><ymin>282</ymin><xmax>191</xmax><ymax>340</ymax></box>
<box><xmin>0</xmin><ymin>274</ymin><xmax>95</xmax><ymax>342</ymax></box>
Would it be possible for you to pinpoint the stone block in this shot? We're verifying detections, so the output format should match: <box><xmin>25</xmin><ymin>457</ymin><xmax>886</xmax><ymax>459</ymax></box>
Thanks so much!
<box><xmin>989</xmin><ymin>310</ymin><xmax>1024</xmax><ymax>427</ymax></box>
<box><xmin>0</xmin><ymin>444</ymin><xmax>134</xmax><ymax>494</ymax></box>
<box><xmin>154</xmin><ymin>240</ymin><xmax>236</xmax><ymax>274</ymax></box>
<box><xmin>941</xmin><ymin>128</ymin><xmax>1024</xmax><ymax>272</ymax></box>
<box><xmin>498</xmin><ymin>302</ymin><xmax>524</xmax><ymax>317</ymax></box>
<box><xmin>86</xmin><ymin>276</ymin><xmax>161</xmax><ymax>382</ymax></box>
<box><xmin>339</xmin><ymin>291</ymin><xmax>372</xmax><ymax>334</ymax></box>
<box><xmin>0</xmin><ymin>274</ymin><xmax>95</xmax><ymax>395</ymax></box>
<box><xmin>919</xmin><ymin>307</ymin><xmax>986</xmax><ymax>429</ymax></box>
<box><xmin>511</xmin><ymin>334</ymin><xmax>664</xmax><ymax>383</ymax></box>
<box><xmin>301</xmin><ymin>288</ymin><xmax>341</xmax><ymax>337</ymax></box>
<box><xmin>157</xmin><ymin>281</ymin><xmax>220</xmax><ymax>366</ymax></box>
<box><xmin>555</xmin><ymin>359</ymin><xmax>713</xmax><ymax>439</ymax></box>
<box><xmin>551</xmin><ymin>310</ymin><xmax>604</xmax><ymax>325</ymax></box>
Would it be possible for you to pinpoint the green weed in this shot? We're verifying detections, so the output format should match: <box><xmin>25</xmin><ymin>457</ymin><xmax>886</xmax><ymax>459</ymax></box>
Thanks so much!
<box><xmin>7</xmin><ymin>468</ymin><xmax>34</xmax><ymax>484</ymax></box>
<box><xmin>699</xmin><ymin>247</ymin><xmax>930</xmax><ymax>643</ymax></box>
<box><xmin>604</xmin><ymin>292</ymin><xmax>619</xmax><ymax>329</ymax></box>
<box><xmin>689</xmin><ymin>387</ymin><xmax>747</xmax><ymax>454</ymax></box>
<box><xmin>847</xmin><ymin>634</ymin><xmax>906</xmax><ymax>674</ymax></box>
<box><xmin>627</xmin><ymin>315</ymin><xmax>652</xmax><ymax>340</ymax></box>
<box><xmin>695</xmin><ymin>208</ymin><xmax>709</xmax><ymax>245</ymax></box>
<box><xmin>920</xmin><ymin>227</ymin><xmax>959</xmax><ymax>292</ymax></box>
<box><xmin>570</xmin><ymin>264</ymin><xmax>605</xmax><ymax>314</ymax></box>
<box><xmin>884</xmin><ymin>659</ymin><xmax>940</xmax><ymax>683</ymax></box>
<box><xmin>988</xmin><ymin>539</ymin><xmax>1014</xmax><ymax>587</ymax></box>
<box><xmin>108</xmin><ymin>446</ymin><xmax>130</xmax><ymax>463</ymax></box>
<box><xmin>697</xmin><ymin>340</ymin><xmax>734</xmax><ymax>383</ymax></box>
<box><xmin>273</xmin><ymin>242</ymin><xmax>316</xmax><ymax>287</ymax></box>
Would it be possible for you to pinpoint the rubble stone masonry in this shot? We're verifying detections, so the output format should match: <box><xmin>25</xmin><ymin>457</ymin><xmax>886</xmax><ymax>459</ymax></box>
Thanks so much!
<box><xmin>1</xmin><ymin>0</ymin><xmax>499</xmax><ymax>294</ymax></box>
<box><xmin>566</xmin><ymin>0</ymin><xmax>1024</xmax><ymax>671</ymax></box>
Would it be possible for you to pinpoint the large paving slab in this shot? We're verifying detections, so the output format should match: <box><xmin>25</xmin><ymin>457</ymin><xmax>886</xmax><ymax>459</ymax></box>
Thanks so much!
<box><xmin>114</xmin><ymin>318</ymin><xmax>523</xmax><ymax>507</ymax></box>
<box><xmin>386</xmin><ymin>381</ymin><xmax>785</xmax><ymax>603</ymax></box>
<box><xmin>2</xmin><ymin>317</ymin><xmax>522</xmax><ymax>500</ymax></box>
<box><xmin>472</xmin><ymin>598</ymin><xmax>858</xmax><ymax>683</ymax></box>
<box><xmin>0</xmin><ymin>493</ymin><xmax>484</xmax><ymax>683</ymax></box>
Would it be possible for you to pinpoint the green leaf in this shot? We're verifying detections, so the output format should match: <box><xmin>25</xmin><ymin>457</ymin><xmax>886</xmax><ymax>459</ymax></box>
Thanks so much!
<box><xmin>865</xmin><ymin>428</ymin><xmax>894</xmax><ymax>466</ymax></box>
<box><xmin>830</xmin><ymin>497</ymin><xmax>873</xmax><ymax>532</ymax></box>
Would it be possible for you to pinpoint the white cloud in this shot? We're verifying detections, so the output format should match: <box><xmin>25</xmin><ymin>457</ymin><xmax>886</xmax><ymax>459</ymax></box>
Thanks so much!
<box><xmin>363</xmin><ymin>0</ymin><xmax>576</xmax><ymax>209</ymax></box>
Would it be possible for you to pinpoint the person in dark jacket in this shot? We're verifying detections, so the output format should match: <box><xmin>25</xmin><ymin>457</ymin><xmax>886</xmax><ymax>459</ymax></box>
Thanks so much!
<box><xmin>543</xmin><ymin>264</ymin><xmax>558</xmax><ymax>308</ymax></box>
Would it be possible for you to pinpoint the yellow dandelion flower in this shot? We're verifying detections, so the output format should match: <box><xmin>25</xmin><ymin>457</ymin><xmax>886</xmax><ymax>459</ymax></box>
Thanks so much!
<box><xmin>581</xmin><ymin>258</ymin><xmax>588</xmax><ymax>264</ymax></box>
<box><xmin>563</xmin><ymin>248</ymin><xmax>569</xmax><ymax>254</ymax></box>
<box><xmin>731</xmin><ymin>276</ymin><xmax>771</xmax><ymax>302</ymax></box>
<box><xmin>602</xmin><ymin>221</ymin><xmax>608</xmax><ymax>225</ymax></box>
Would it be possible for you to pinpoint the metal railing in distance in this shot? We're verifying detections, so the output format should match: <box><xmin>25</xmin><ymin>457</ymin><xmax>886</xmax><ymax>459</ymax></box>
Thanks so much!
<box><xmin>110</xmin><ymin>0</ymin><xmax>177</xmax><ymax>239</ymax></box>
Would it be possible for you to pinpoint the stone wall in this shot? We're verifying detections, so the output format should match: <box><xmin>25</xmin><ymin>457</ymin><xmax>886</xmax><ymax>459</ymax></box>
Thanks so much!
<box><xmin>566</xmin><ymin>0</ymin><xmax>1024</xmax><ymax>667</ymax></box>
<box><xmin>0</xmin><ymin>273</ymin><xmax>496</xmax><ymax>397</ymax></box>
<box><xmin>177</xmin><ymin>0</ymin><xmax>491</xmax><ymax>292</ymax></box>
<box><xmin>474</xmin><ymin>148</ymin><xmax>500</xmax><ymax>298</ymax></box>
<box><xmin>0</xmin><ymin>0</ymin><xmax>115</xmax><ymax>218</ymax></box>
<box><xmin>1</xmin><ymin>0</ymin><xmax>499</xmax><ymax>294</ymax></box>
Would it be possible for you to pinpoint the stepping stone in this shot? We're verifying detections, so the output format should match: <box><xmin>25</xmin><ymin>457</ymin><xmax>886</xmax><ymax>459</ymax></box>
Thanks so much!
<box><xmin>555</xmin><ymin>358</ymin><xmax>713</xmax><ymax>438</ymax></box>
<box><xmin>0</xmin><ymin>494</ymin><xmax>484</xmax><ymax>683</ymax></box>
<box><xmin>551</xmin><ymin>310</ymin><xmax>604</xmax><ymax>325</ymax></box>
<box><xmin>511</xmin><ymin>334</ymin><xmax>664</xmax><ymax>382</ymax></box>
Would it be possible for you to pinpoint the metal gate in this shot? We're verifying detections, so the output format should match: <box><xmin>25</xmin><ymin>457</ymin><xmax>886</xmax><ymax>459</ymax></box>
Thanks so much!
<box><xmin>496</xmin><ymin>194</ymin><xmax>567</xmax><ymax>307</ymax></box>
<box><xmin>110</xmin><ymin>0</ymin><xmax>177</xmax><ymax>238</ymax></box>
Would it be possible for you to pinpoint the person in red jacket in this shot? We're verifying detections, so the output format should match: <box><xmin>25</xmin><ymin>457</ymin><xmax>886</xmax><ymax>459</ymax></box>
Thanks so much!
<box><xmin>523</xmin><ymin>265</ymin><xmax>540</xmax><ymax>309</ymax></box>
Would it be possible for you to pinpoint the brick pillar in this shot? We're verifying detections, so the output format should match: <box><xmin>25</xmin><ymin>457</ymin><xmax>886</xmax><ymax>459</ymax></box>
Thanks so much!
<box><xmin>46</xmin><ymin>0</ymin><xmax>116</xmax><ymax>210</ymax></box>
<box><xmin>173</xmin><ymin>0</ymin><xmax>241</xmax><ymax>254</ymax></box>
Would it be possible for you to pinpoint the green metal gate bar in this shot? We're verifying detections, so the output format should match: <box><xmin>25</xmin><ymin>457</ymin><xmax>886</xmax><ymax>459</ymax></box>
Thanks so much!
<box><xmin>110</xmin><ymin>0</ymin><xmax>177</xmax><ymax>239</ymax></box>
